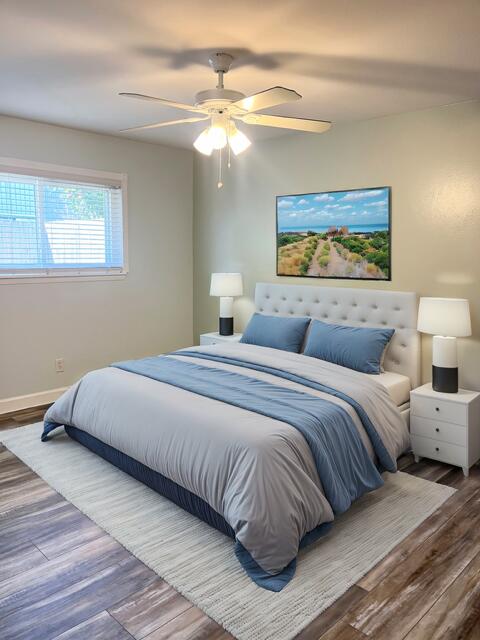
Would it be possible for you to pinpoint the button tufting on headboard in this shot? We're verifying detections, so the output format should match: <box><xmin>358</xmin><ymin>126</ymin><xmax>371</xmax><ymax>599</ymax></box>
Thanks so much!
<box><xmin>254</xmin><ymin>283</ymin><xmax>420</xmax><ymax>387</ymax></box>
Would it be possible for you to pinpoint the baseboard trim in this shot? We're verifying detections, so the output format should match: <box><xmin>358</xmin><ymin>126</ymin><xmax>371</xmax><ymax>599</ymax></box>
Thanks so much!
<box><xmin>0</xmin><ymin>387</ymin><xmax>68</xmax><ymax>415</ymax></box>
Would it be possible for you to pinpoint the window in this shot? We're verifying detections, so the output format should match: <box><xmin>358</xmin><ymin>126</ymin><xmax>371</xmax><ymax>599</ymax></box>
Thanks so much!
<box><xmin>0</xmin><ymin>158</ymin><xmax>127</xmax><ymax>280</ymax></box>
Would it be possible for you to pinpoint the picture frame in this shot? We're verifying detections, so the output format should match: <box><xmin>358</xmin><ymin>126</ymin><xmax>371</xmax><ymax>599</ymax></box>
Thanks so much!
<box><xmin>276</xmin><ymin>186</ymin><xmax>391</xmax><ymax>281</ymax></box>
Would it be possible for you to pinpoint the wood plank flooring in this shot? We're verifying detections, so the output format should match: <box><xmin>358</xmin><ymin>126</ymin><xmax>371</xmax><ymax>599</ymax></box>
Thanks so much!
<box><xmin>1</xmin><ymin>405</ymin><xmax>480</xmax><ymax>639</ymax></box>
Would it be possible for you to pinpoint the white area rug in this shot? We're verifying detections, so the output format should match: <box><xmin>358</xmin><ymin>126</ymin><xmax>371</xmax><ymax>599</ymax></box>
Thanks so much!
<box><xmin>1</xmin><ymin>423</ymin><xmax>456</xmax><ymax>640</ymax></box>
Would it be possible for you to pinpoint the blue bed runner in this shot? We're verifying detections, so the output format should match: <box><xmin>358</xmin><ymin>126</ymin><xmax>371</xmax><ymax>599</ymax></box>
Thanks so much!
<box><xmin>174</xmin><ymin>350</ymin><xmax>396</xmax><ymax>473</ymax></box>
<box><xmin>112</xmin><ymin>355</ymin><xmax>385</xmax><ymax>512</ymax></box>
<box><xmin>42</xmin><ymin>353</ymin><xmax>389</xmax><ymax>592</ymax></box>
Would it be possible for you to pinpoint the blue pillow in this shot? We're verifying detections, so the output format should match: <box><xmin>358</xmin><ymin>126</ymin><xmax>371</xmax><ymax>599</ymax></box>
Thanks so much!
<box><xmin>240</xmin><ymin>313</ymin><xmax>310</xmax><ymax>353</ymax></box>
<box><xmin>303</xmin><ymin>319</ymin><xmax>394</xmax><ymax>374</ymax></box>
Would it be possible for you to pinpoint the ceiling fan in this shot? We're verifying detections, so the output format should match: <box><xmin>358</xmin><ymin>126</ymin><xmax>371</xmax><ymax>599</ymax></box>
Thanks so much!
<box><xmin>119</xmin><ymin>52</ymin><xmax>332</xmax><ymax>187</ymax></box>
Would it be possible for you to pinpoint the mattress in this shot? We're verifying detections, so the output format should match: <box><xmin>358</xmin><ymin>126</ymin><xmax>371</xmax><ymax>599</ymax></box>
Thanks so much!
<box><xmin>374</xmin><ymin>371</ymin><xmax>411</xmax><ymax>407</ymax></box>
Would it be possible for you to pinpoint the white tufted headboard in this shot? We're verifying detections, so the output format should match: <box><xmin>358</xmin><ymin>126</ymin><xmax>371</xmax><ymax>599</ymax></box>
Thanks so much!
<box><xmin>255</xmin><ymin>283</ymin><xmax>420</xmax><ymax>388</ymax></box>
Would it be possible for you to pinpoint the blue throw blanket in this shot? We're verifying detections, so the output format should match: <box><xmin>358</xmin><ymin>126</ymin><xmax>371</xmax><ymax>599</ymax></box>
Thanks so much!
<box><xmin>175</xmin><ymin>350</ymin><xmax>396</xmax><ymax>472</ymax></box>
<box><xmin>113</xmin><ymin>355</ymin><xmax>384</xmax><ymax>512</ymax></box>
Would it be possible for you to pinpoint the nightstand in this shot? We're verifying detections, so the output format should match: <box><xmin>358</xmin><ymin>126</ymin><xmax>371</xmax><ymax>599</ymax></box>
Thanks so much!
<box><xmin>199</xmin><ymin>332</ymin><xmax>243</xmax><ymax>346</ymax></box>
<box><xmin>410</xmin><ymin>383</ymin><xmax>480</xmax><ymax>476</ymax></box>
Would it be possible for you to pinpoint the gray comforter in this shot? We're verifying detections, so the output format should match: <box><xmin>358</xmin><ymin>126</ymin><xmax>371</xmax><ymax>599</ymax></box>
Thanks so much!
<box><xmin>44</xmin><ymin>343</ymin><xmax>409</xmax><ymax>582</ymax></box>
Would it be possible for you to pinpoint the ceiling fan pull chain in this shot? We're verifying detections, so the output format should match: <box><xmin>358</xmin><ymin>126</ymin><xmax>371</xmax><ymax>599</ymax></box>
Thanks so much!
<box><xmin>227</xmin><ymin>142</ymin><xmax>231</xmax><ymax>169</ymax></box>
<box><xmin>217</xmin><ymin>148</ymin><xmax>223</xmax><ymax>189</ymax></box>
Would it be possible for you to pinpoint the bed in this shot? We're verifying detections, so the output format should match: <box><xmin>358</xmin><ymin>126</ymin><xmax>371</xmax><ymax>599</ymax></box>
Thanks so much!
<box><xmin>42</xmin><ymin>283</ymin><xmax>420</xmax><ymax>591</ymax></box>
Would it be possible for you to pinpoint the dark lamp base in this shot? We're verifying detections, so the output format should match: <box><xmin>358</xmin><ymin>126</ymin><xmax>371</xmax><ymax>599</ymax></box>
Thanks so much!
<box><xmin>219</xmin><ymin>317</ymin><xmax>234</xmax><ymax>336</ymax></box>
<box><xmin>432</xmin><ymin>365</ymin><xmax>458</xmax><ymax>393</ymax></box>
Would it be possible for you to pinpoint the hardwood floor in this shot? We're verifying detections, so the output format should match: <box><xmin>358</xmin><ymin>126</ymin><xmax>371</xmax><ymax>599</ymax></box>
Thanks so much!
<box><xmin>1</xmin><ymin>406</ymin><xmax>480</xmax><ymax>639</ymax></box>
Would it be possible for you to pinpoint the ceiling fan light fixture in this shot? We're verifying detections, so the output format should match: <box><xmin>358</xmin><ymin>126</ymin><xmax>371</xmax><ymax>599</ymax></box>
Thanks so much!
<box><xmin>193</xmin><ymin>129</ymin><xmax>213</xmax><ymax>155</ymax></box>
<box><xmin>228</xmin><ymin>125</ymin><xmax>251</xmax><ymax>156</ymax></box>
<box><xmin>207</xmin><ymin>123</ymin><xmax>228</xmax><ymax>150</ymax></box>
<box><xmin>120</xmin><ymin>53</ymin><xmax>332</xmax><ymax>187</ymax></box>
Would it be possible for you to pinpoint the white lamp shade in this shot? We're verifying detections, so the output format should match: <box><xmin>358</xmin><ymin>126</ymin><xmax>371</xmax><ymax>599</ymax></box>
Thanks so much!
<box><xmin>210</xmin><ymin>273</ymin><xmax>243</xmax><ymax>297</ymax></box>
<box><xmin>228</xmin><ymin>123</ymin><xmax>251</xmax><ymax>156</ymax></box>
<box><xmin>193</xmin><ymin>129</ymin><xmax>213</xmax><ymax>156</ymax></box>
<box><xmin>417</xmin><ymin>297</ymin><xmax>471</xmax><ymax>337</ymax></box>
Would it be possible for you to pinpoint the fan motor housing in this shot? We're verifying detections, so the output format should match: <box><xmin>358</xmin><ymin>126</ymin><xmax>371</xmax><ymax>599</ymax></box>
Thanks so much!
<box><xmin>195</xmin><ymin>89</ymin><xmax>246</xmax><ymax>109</ymax></box>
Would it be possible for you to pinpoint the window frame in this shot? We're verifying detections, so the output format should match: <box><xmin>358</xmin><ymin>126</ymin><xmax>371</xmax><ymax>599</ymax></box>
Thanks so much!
<box><xmin>0</xmin><ymin>157</ymin><xmax>128</xmax><ymax>284</ymax></box>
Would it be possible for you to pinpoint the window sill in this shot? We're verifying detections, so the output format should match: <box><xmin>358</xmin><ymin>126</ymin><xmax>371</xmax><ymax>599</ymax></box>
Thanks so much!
<box><xmin>0</xmin><ymin>272</ymin><xmax>128</xmax><ymax>285</ymax></box>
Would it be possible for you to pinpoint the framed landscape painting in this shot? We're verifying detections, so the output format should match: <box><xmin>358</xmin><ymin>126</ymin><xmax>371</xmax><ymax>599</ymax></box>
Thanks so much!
<box><xmin>276</xmin><ymin>186</ymin><xmax>391</xmax><ymax>280</ymax></box>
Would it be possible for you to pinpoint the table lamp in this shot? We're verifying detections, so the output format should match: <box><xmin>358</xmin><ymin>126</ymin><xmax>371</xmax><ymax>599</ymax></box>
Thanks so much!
<box><xmin>417</xmin><ymin>297</ymin><xmax>471</xmax><ymax>393</ymax></box>
<box><xmin>210</xmin><ymin>273</ymin><xmax>243</xmax><ymax>336</ymax></box>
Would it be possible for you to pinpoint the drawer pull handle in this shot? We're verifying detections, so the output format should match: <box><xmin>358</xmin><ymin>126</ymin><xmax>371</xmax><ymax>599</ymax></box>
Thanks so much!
<box><xmin>435</xmin><ymin>427</ymin><xmax>440</xmax><ymax>433</ymax></box>
<box><xmin>435</xmin><ymin>407</ymin><xmax>440</xmax><ymax>412</ymax></box>
<box><xmin>435</xmin><ymin>447</ymin><xmax>440</xmax><ymax>452</ymax></box>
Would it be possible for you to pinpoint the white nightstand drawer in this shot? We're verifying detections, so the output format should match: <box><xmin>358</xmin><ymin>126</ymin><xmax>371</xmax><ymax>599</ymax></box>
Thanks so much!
<box><xmin>200</xmin><ymin>336</ymin><xmax>218</xmax><ymax>346</ymax></box>
<box><xmin>411</xmin><ymin>416</ymin><xmax>466</xmax><ymax>447</ymax></box>
<box><xmin>411</xmin><ymin>395</ymin><xmax>467</xmax><ymax>426</ymax></box>
<box><xmin>410</xmin><ymin>435</ymin><xmax>467</xmax><ymax>467</ymax></box>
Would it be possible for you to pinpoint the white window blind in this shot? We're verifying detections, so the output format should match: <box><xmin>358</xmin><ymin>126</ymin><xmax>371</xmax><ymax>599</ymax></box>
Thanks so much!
<box><xmin>0</xmin><ymin>163</ymin><xmax>126</xmax><ymax>279</ymax></box>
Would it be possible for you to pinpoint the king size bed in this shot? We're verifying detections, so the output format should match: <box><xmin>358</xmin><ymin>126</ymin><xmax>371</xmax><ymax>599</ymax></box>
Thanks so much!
<box><xmin>42</xmin><ymin>283</ymin><xmax>420</xmax><ymax>591</ymax></box>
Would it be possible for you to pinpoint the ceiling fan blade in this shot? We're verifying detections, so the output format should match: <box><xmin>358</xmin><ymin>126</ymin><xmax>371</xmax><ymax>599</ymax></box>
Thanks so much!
<box><xmin>235</xmin><ymin>113</ymin><xmax>332</xmax><ymax>133</ymax></box>
<box><xmin>120</xmin><ymin>116</ymin><xmax>209</xmax><ymax>132</ymax></box>
<box><xmin>231</xmin><ymin>87</ymin><xmax>301</xmax><ymax>113</ymax></box>
<box><xmin>119</xmin><ymin>92</ymin><xmax>204</xmax><ymax>113</ymax></box>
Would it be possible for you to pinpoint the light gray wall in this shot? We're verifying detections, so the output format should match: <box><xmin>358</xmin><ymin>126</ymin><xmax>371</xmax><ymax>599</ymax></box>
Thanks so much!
<box><xmin>0</xmin><ymin>116</ymin><xmax>193</xmax><ymax>400</ymax></box>
<box><xmin>194</xmin><ymin>101</ymin><xmax>480</xmax><ymax>391</ymax></box>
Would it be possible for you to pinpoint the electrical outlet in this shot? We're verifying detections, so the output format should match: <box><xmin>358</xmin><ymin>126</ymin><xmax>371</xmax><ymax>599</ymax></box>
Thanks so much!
<box><xmin>55</xmin><ymin>358</ymin><xmax>65</xmax><ymax>373</ymax></box>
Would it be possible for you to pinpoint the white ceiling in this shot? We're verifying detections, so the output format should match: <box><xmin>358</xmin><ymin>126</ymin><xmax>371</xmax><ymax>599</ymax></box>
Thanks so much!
<box><xmin>1</xmin><ymin>0</ymin><xmax>479</xmax><ymax>148</ymax></box>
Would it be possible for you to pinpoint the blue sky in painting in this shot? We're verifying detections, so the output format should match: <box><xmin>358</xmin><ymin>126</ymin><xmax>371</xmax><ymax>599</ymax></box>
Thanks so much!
<box><xmin>277</xmin><ymin>187</ymin><xmax>389</xmax><ymax>231</ymax></box>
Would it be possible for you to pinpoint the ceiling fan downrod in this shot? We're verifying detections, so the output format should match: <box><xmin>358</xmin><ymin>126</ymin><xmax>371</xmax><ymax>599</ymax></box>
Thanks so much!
<box><xmin>208</xmin><ymin>52</ymin><xmax>234</xmax><ymax>90</ymax></box>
